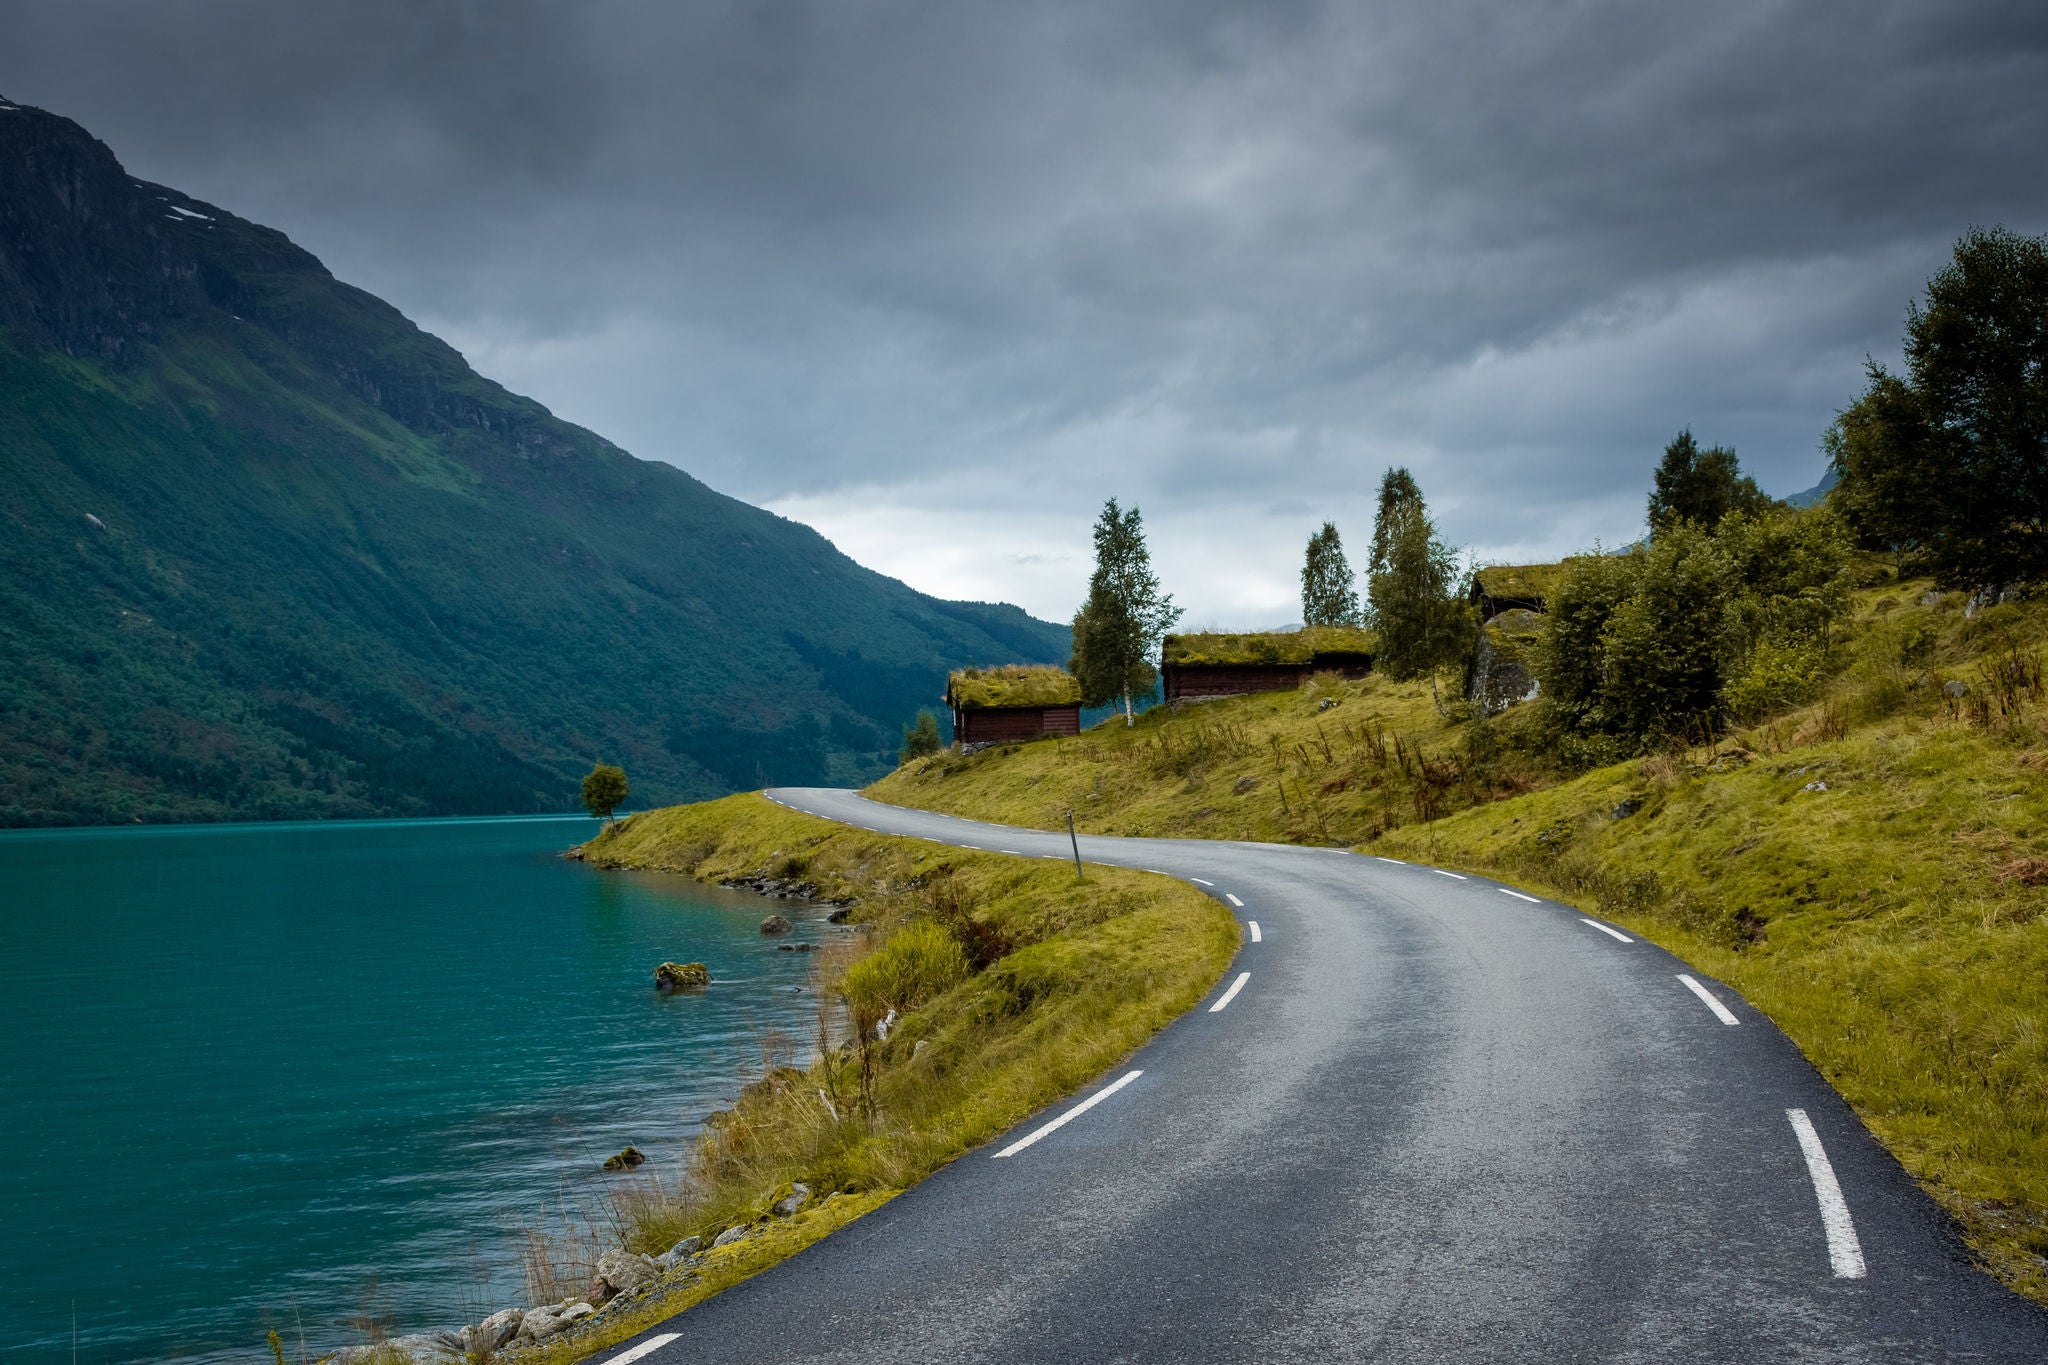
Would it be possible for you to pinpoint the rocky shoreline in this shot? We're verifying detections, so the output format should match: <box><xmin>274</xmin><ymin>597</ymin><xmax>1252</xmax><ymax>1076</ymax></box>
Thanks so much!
<box><xmin>323</xmin><ymin>866</ymin><xmax>860</xmax><ymax>1363</ymax></box>
<box><xmin>330</xmin><ymin>1188</ymin><xmax>824</xmax><ymax>1363</ymax></box>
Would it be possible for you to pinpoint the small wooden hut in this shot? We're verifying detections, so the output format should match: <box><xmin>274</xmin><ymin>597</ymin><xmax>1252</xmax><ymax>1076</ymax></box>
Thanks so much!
<box><xmin>1160</xmin><ymin>626</ymin><xmax>1378</xmax><ymax>702</ymax></box>
<box><xmin>946</xmin><ymin>665</ymin><xmax>1083</xmax><ymax>747</ymax></box>
<box><xmin>1469</xmin><ymin>562</ymin><xmax>1568</xmax><ymax>622</ymax></box>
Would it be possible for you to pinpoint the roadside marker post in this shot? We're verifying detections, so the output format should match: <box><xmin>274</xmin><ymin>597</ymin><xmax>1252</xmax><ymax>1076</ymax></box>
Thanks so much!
<box><xmin>1066</xmin><ymin>810</ymin><xmax>1085</xmax><ymax>881</ymax></box>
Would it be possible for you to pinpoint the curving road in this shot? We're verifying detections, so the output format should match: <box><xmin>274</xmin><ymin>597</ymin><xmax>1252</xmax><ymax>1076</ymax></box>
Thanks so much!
<box><xmin>605</xmin><ymin>788</ymin><xmax>2048</xmax><ymax>1363</ymax></box>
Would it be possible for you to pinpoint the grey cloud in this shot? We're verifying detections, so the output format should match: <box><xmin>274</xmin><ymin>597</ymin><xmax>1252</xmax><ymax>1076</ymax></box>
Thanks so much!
<box><xmin>4</xmin><ymin>0</ymin><xmax>2046</xmax><ymax>615</ymax></box>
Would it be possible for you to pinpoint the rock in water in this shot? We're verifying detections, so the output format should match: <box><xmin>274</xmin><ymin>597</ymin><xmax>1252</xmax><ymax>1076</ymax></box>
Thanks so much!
<box><xmin>826</xmin><ymin>907</ymin><xmax>853</xmax><ymax>924</ymax></box>
<box><xmin>602</xmin><ymin>1144</ymin><xmax>647</xmax><ymax>1171</ymax></box>
<box><xmin>655</xmin><ymin>961</ymin><xmax>710</xmax><ymax>991</ymax></box>
<box><xmin>760</xmin><ymin>913</ymin><xmax>794</xmax><ymax>936</ymax></box>
<box><xmin>597</xmin><ymin>1247</ymin><xmax>660</xmax><ymax>1295</ymax></box>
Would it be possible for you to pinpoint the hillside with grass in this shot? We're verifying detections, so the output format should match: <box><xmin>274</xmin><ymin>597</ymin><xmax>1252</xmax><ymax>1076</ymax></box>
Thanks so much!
<box><xmin>869</xmin><ymin>571</ymin><xmax>2048</xmax><ymax>1303</ymax></box>
<box><xmin>0</xmin><ymin>95</ymin><xmax>1067</xmax><ymax>825</ymax></box>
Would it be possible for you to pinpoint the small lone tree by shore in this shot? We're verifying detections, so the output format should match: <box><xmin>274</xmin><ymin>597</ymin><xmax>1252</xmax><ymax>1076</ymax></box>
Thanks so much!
<box><xmin>581</xmin><ymin>763</ymin><xmax>629</xmax><ymax>822</ymax></box>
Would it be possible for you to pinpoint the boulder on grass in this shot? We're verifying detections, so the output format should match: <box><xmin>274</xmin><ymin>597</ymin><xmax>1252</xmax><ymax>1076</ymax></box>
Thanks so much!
<box><xmin>473</xmin><ymin>1309</ymin><xmax>523</xmax><ymax>1353</ymax></box>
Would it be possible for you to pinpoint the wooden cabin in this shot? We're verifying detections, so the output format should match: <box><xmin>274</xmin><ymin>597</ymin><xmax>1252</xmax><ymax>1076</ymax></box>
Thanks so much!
<box><xmin>1469</xmin><ymin>562</ymin><xmax>1568</xmax><ymax>622</ymax></box>
<box><xmin>1160</xmin><ymin>626</ymin><xmax>1378</xmax><ymax>702</ymax></box>
<box><xmin>946</xmin><ymin>665</ymin><xmax>1083</xmax><ymax>747</ymax></box>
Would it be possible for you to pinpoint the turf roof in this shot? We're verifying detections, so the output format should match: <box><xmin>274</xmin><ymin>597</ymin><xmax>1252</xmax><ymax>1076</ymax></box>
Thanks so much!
<box><xmin>1161</xmin><ymin>625</ymin><xmax>1379</xmax><ymax>667</ymax></box>
<box><xmin>946</xmin><ymin>664</ymin><xmax>1084</xmax><ymax>709</ymax></box>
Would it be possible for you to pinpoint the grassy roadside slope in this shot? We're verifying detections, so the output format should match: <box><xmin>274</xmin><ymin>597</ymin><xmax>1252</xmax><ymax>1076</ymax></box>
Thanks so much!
<box><xmin>870</xmin><ymin>668</ymin><xmax>1508</xmax><ymax>845</ymax></box>
<box><xmin>520</xmin><ymin>793</ymin><xmax>1238</xmax><ymax>1361</ymax></box>
<box><xmin>864</xmin><ymin>581</ymin><xmax>2048</xmax><ymax>1304</ymax></box>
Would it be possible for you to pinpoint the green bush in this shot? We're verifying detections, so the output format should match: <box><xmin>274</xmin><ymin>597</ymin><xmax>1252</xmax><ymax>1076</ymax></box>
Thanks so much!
<box><xmin>1723</xmin><ymin>638</ymin><xmax>1826</xmax><ymax>722</ymax></box>
<box><xmin>839</xmin><ymin>920</ymin><xmax>970</xmax><ymax>1017</ymax></box>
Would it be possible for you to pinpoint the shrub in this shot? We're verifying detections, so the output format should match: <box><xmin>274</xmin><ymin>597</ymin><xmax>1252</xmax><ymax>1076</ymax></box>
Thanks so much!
<box><xmin>839</xmin><ymin>920</ymin><xmax>970</xmax><ymax>1018</ymax></box>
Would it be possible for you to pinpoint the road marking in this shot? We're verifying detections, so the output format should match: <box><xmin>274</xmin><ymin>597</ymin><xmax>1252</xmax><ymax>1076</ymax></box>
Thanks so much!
<box><xmin>1432</xmin><ymin>869</ymin><xmax>1467</xmax><ymax>880</ymax></box>
<box><xmin>1580</xmin><ymin>918</ymin><xmax>1634</xmax><ymax>943</ymax></box>
<box><xmin>963</xmin><ymin>845</ymin><xmax>984</xmax><ymax>851</ymax></box>
<box><xmin>991</xmin><ymin>1070</ymin><xmax>1143</xmax><ymax>1158</ymax></box>
<box><xmin>1210</xmin><ymin>971</ymin><xmax>1251</xmax><ymax>1013</ymax></box>
<box><xmin>601</xmin><ymin>1335</ymin><xmax>681</xmax><ymax>1365</ymax></box>
<box><xmin>1498</xmin><ymin>888</ymin><xmax>1541</xmax><ymax>903</ymax></box>
<box><xmin>1189</xmin><ymin>877</ymin><xmax>1215</xmax><ymax>886</ymax></box>
<box><xmin>1143</xmin><ymin>869</ymin><xmax>1167</xmax><ymax>875</ymax></box>
<box><xmin>999</xmin><ymin>850</ymin><xmax>1024</xmax><ymax>855</ymax></box>
<box><xmin>1247</xmin><ymin>920</ymin><xmax>1262</xmax><ymax>941</ymax></box>
<box><xmin>1787</xmin><ymin>1109</ymin><xmax>1867</xmax><ymax>1278</ymax></box>
<box><xmin>1375</xmin><ymin>856</ymin><xmax>1404</xmax><ymax>865</ymax></box>
<box><xmin>1225</xmin><ymin>893</ymin><xmax>1245</xmax><ymax>907</ymax></box>
<box><xmin>1678</xmin><ymin>974</ymin><xmax>1740</xmax><ymax>1025</ymax></box>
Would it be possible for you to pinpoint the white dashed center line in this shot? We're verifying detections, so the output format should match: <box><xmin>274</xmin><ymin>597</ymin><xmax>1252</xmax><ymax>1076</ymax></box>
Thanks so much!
<box><xmin>991</xmin><ymin>1070</ymin><xmax>1144</xmax><ymax>1159</ymax></box>
<box><xmin>1432</xmin><ymin>869</ymin><xmax>1467</xmax><ymax>880</ymax></box>
<box><xmin>1224</xmin><ymin>893</ymin><xmax>1245</xmax><ymax>907</ymax></box>
<box><xmin>601</xmin><ymin>1335</ymin><xmax>681</xmax><ymax>1365</ymax></box>
<box><xmin>1209</xmin><ymin>972</ymin><xmax>1251</xmax><ymax>1013</ymax></box>
<box><xmin>1580</xmin><ymin>918</ymin><xmax>1634</xmax><ymax>943</ymax></box>
<box><xmin>1678</xmin><ymin>974</ymin><xmax>1740</xmax><ymax>1025</ymax></box>
<box><xmin>999</xmin><ymin>849</ymin><xmax>1024</xmax><ymax>856</ymax></box>
<box><xmin>1498</xmin><ymin>888</ymin><xmax>1540</xmax><ymax>903</ymax></box>
<box><xmin>1375</xmin><ymin>856</ymin><xmax>1404</xmax><ymax>865</ymax></box>
<box><xmin>1189</xmin><ymin>877</ymin><xmax>1215</xmax><ymax>887</ymax></box>
<box><xmin>1786</xmin><ymin>1108</ymin><xmax>1867</xmax><ymax>1278</ymax></box>
<box><xmin>1247</xmin><ymin>921</ymin><xmax>1262</xmax><ymax>942</ymax></box>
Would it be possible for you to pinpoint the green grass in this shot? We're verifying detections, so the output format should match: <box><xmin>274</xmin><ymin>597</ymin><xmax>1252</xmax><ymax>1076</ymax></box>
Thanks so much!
<box><xmin>866</xmin><ymin>578</ymin><xmax>2048</xmax><ymax>1306</ymax></box>
<box><xmin>530</xmin><ymin>793</ymin><xmax>1238</xmax><ymax>1355</ymax></box>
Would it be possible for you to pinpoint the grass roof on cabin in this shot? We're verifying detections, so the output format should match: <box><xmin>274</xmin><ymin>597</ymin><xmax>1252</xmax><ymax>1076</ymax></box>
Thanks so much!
<box><xmin>1162</xmin><ymin>625</ymin><xmax>1380</xmax><ymax>667</ymax></box>
<box><xmin>1470</xmin><ymin>561</ymin><xmax>1569</xmax><ymax>603</ymax></box>
<box><xmin>946</xmin><ymin>664</ymin><xmax>1083</xmax><ymax>709</ymax></box>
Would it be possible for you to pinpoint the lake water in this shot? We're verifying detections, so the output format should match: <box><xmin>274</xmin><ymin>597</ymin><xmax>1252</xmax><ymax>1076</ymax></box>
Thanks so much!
<box><xmin>0</xmin><ymin>816</ymin><xmax>834</xmax><ymax>1363</ymax></box>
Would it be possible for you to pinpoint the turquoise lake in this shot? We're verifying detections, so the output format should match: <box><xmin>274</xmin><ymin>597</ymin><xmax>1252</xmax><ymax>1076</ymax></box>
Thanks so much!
<box><xmin>0</xmin><ymin>816</ymin><xmax>835</xmax><ymax>1363</ymax></box>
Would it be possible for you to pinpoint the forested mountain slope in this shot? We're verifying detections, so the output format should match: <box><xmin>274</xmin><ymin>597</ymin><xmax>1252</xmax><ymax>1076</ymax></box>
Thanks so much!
<box><xmin>0</xmin><ymin>95</ymin><xmax>1065</xmax><ymax>825</ymax></box>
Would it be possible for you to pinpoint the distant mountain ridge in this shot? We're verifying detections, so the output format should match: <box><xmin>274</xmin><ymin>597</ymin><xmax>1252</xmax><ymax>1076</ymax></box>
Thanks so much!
<box><xmin>0</xmin><ymin>94</ymin><xmax>1067</xmax><ymax>825</ymax></box>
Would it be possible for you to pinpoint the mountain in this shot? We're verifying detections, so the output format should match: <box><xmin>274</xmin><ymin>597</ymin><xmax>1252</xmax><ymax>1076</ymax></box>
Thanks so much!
<box><xmin>0</xmin><ymin>95</ymin><xmax>1067</xmax><ymax>826</ymax></box>
<box><xmin>1785</xmin><ymin>468</ymin><xmax>1838</xmax><ymax>508</ymax></box>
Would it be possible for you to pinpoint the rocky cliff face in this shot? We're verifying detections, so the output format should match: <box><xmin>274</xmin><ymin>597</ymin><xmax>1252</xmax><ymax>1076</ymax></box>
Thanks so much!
<box><xmin>0</xmin><ymin>94</ymin><xmax>1066</xmax><ymax>824</ymax></box>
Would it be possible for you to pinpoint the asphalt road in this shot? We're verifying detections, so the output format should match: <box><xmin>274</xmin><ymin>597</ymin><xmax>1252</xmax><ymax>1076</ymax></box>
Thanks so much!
<box><xmin>607</xmin><ymin>788</ymin><xmax>2048</xmax><ymax>1363</ymax></box>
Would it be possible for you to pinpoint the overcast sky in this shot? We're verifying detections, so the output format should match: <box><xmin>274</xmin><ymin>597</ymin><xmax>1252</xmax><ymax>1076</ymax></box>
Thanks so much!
<box><xmin>6</xmin><ymin>1</ymin><xmax>2046</xmax><ymax>624</ymax></box>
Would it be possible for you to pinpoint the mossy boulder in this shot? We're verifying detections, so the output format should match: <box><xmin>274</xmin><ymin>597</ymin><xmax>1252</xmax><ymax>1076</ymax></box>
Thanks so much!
<box><xmin>655</xmin><ymin>961</ymin><xmax>711</xmax><ymax>991</ymax></box>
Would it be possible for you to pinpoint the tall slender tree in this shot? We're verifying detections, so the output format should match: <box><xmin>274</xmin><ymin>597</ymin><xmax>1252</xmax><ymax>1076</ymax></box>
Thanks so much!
<box><xmin>1070</xmin><ymin>498</ymin><xmax>1183</xmax><ymax>725</ymax></box>
<box><xmin>1300</xmin><ymin>522</ymin><xmax>1362</xmax><ymax>626</ymax></box>
<box><xmin>1367</xmin><ymin>467</ymin><xmax>1423</xmax><ymax>579</ymax></box>
<box><xmin>1366</xmin><ymin>477</ymin><xmax>1474</xmax><ymax>696</ymax></box>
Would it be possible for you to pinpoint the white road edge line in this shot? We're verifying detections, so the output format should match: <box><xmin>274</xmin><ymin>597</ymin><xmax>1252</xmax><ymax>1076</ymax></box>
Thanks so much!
<box><xmin>1225</xmin><ymin>893</ymin><xmax>1245</xmax><ymax>907</ymax></box>
<box><xmin>1189</xmin><ymin>877</ymin><xmax>1215</xmax><ymax>887</ymax></box>
<box><xmin>1247</xmin><ymin>920</ymin><xmax>1262</xmax><ymax>942</ymax></box>
<box><xmin>991</xmin><ymin>1070</ymin><xmax>1143</xmax><ymax>1159</ymax></box>
<box><xmin>1678</xmin><ymin>974</ymin><xmax>1740</xmax><ymax>1025</ymax></box>
<box><xmin>601</xmin><ymin>1334</ymin><xmax>682</xmax><ymax>1365</ymax></box>
<box><xmin>1787</xmin><ymin>1108</ymin><xmax>1868</xmax><ymax>1278</ymax></box>
<box><xmin>1209</xmin><ymin>971</ymin><xmax>1251</xmax><ymax>1013</ymax></box>
<box><xmin>1580</xmin><ymin>918</ymin><xmax>1634</xmax><ymax>943</ymax></box>
<box><xmin>1375</xmin><ymin>856</ymin><xmax>1404</xmax><ymax>865</ymax></box>
<box><xmin>1432</xmin><ymin>869</ymin><xmax>1468</xmax><ymax>880</ymax></box>
<box><xmin>1499</xmin><ymin>888</ymin><xmax>1541</xmax><ymax>903</ymax></box>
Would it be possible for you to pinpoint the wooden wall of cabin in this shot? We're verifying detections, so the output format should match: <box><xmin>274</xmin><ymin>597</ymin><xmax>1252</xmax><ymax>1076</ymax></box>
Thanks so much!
<box><xmin>953</xmin><ymin>705</ymin><xmax>1082</xmax><ymax>744</ymax></box>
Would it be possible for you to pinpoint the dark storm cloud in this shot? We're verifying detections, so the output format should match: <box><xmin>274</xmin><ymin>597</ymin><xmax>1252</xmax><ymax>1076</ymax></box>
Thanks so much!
<box><xmin>5</xmin><ymin>0</ymin><xmax>2046</xmax><ymax>617</ymax></box>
